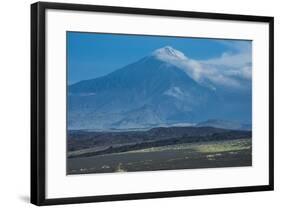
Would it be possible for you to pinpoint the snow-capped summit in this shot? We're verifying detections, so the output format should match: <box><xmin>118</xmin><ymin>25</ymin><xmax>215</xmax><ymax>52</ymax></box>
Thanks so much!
<box><xmin>152</xmin><ymin>46</ymin><xmax>204</xmax><ymax>85</ymax></box>
<box><xmin>152</xmin><ymin>46</ymin><xmax>187</xmax><ymax>60</ymax></box>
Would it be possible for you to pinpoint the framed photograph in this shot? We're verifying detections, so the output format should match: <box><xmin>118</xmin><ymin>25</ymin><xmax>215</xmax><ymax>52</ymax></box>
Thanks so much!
<box><xmin>31</xmin><ymin>2</ymin><xmax>274</xmax><ymax>206</ymax></box>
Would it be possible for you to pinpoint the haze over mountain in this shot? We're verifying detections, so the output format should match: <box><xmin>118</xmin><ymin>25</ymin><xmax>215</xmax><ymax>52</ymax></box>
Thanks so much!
<box><xmin>196</xmin><ymin>119</ymin><xmax>251</xmax><ymax>131</ymax></box>
<box><xmin>68</xmin><ymin>46</ymin><xmax>251</xmax><ymax>130</ymax></box>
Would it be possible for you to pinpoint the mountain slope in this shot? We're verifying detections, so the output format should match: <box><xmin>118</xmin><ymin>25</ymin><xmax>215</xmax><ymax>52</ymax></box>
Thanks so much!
<box><xmin>68</xmin><ymin>46</ymin><xmax>250</xmax><ymax>130</ymax></box>
<box><xmin>196</xmin><ymin>119</ymin><xmax>252</xmax><ymax>130</ymax></box>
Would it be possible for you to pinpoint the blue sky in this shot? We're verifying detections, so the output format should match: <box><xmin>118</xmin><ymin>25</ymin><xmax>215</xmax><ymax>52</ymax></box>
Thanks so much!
<box><xmin>67</xmin><ymin>32</ymin><xmax>251</xmax><ymax>84</ymax></box>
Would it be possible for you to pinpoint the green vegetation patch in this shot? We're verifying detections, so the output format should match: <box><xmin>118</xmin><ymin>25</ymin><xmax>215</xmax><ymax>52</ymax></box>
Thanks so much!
<box><xmin>194</xmin><ymin>139</ymin><xmax>251</xmax><ymax>153</ymax></box>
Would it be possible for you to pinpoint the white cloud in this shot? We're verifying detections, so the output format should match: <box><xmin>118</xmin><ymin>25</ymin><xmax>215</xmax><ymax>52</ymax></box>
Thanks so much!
<box><xmin>200</xmin><ymin>40</ymin><xmax>252</xmax><ymax>86</ymax></box>
<box><xmin>153</xmin><ymin>43</ymin><xmax>252</xmax><ymax>89</ymax></box>
<box><xmin>202</xmin><ymin>52</ymin><xmax>251</xmax><ymax>68</ymax></box>
<box><xmin>164</xmin><ymin>86</ymin><xmax>185</xmax><ymax>99</ymax></box>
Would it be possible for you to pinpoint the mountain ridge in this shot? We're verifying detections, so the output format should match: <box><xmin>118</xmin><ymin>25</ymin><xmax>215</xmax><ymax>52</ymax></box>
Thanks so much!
<box><xmin>68</xmin><ymin>46</ymin><xmax>251</xmax><ymax>130</ymax></box>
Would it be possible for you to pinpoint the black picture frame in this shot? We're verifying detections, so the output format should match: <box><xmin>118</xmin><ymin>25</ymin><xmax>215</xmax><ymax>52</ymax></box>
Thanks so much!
<box><xmin>31</xmin><ymin>1</ymin><xmax>274</xmax><ymax>206</ymax></box>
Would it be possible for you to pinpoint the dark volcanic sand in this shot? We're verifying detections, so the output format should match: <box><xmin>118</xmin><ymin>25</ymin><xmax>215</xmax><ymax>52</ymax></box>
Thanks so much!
<box><xmin>67</xmin><ymin>139</ymin><xmax>252</xmax><ymax>174</ymax></box>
